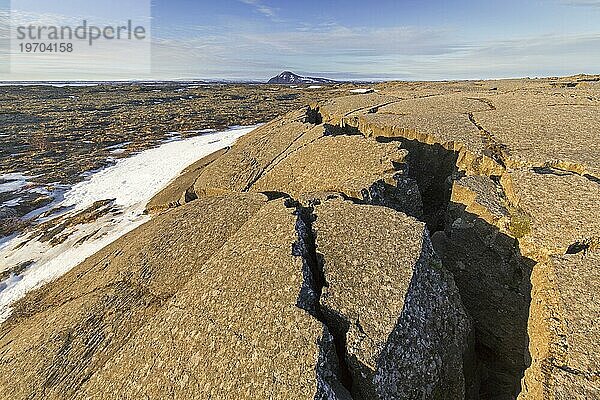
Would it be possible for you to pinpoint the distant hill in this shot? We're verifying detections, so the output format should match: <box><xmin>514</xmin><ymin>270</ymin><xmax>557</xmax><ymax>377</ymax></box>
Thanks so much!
<box><xmin>268</xmin><ymin>71</ymin><xmax>339</xmax><ymax>85</ymax></box>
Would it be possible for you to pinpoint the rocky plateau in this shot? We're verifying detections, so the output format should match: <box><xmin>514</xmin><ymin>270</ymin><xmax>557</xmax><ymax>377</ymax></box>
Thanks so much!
<box><xmin>0</xmin><ymin>75</ymin><xmax>599</xmax><ymax>399</ymax></box>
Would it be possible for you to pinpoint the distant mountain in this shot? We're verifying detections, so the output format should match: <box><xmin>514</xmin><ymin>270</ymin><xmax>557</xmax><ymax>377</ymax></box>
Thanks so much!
<box><xmin>267</xmin><ymin>71</ymin><xmax>339</xmax><ymax>85</ymax></box>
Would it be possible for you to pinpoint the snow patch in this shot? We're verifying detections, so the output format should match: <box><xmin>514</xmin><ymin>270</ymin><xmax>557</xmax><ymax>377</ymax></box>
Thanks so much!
<box><xmin>0</xmin><ymin>125</ymin><xmax>256</xmax><ymax>323</ymax></box>
<box><xmin>0</xmin><ymin>173</ymin><xmax>33</xmax><ymax>194</ymax></box>
<box><xmin>349</xmin><ymin>88</ymin><xmax>375</xmax><ymax>94</ymax></box>
<box><xmin>2</xmin><ymin>198</ymin><xmax>22</xmax><ymax>207</ymax></box>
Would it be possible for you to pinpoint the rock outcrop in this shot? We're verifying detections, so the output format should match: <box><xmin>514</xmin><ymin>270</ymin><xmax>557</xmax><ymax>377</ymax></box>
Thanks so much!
<box><xmin>312</xmin><ymin>199</ymin><xmax>471</xmax><ymax>399</ymax></box>
<box><xmin>1</xmin><ymin>75</ymin><xmax>599</xmax><ymax>399</ymax></box>
<box><xmin>307</xmin><ymin>77</ymin><xmax>600</xmax><ymax>399</ymax></box>
<box><xmin>0</xmin><ymin>193</ymin><xmax>269</xmax><ymax>399</ymax></box>
<box><xmin>73</xmin><ymin>200</ymin><xmax>327</xmax><ymax>399</ymax></box>
<box><xmin>0</xmin><ymin>108</ymin><xmax>473</xmax><ymax>398</ymax></box>
<box><xmin>268</xmin><ymin>71</ymin><xmax>339</xmax><ymax>85</ymax></box>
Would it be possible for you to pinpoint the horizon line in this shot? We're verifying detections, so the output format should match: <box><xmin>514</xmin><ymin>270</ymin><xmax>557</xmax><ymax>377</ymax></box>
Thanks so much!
<box><xmin>0</xmin><ymin>72</ymin><xmax>597</xmax><ymax>85</ymax></box>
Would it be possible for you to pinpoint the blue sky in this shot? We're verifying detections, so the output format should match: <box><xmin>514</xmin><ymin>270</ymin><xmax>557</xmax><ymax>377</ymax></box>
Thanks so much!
<box><xmin>4</xmin><ymin>0</ymin><xmax>600</xmax><ymax>80</ymax></box>
<box><xmin>148</xmin><ymin>0</ymin><xmax>600</xmax><ymax>80</ymax></box>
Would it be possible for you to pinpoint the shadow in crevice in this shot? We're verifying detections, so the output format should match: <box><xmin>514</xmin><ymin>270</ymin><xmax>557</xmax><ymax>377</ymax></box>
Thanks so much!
<box><xmin>306</xmin><ymin>106</ymin><xmax>323</xmax><ymax>125</ymax></box>
<box><xmin>320</xmin><ymin>307</ymin><xmax>356</xmax><ymax>396</ymax></box>
<box><xmin>373</xmin><ymin>135</ymin><xmax>534</xmax><ymax>399</ymax></box>
<box><xmin>376</xmin><ymin>136</ymin><xmax>459</xmax><ymax>233</ymax></box>
<box><xmin>290</xmin><ymin>200</ymin><xmax>354</xmax><ymax>398</ymax></box>
<box><xmin>260</xmin><ymin>191</ymin><xmax>290</xmax><ymax>201</ymax></box>
<box><xmin>432</xmin><ymin>206</ymin><xmax>535</xmax><ymax>399</ymax></box>
<box><xmin>324</xmin><ymin>123</ymin><xmax>362</xmax><ymax>137</ymax></box>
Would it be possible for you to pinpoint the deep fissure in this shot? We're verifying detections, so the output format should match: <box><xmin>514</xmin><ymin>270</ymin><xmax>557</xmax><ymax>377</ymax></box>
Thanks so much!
<box><xmin>288</xmin><ymin>198</ymin><xmax>354</xmax><ymax>396</ymax></box>
<box><xmin>306</xmin><ymin>108</ymin><xmax>534</xmax><ymax>399</ymax></box>
<box><xmin>375</xmin><ymin>136</ymin><xmax>458</xmax><ymax>233</ymax></box>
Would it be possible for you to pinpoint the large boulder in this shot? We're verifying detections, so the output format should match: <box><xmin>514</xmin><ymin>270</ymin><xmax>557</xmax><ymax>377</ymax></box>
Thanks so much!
<box><xmin>311</xmin><ymin>198</ymin><xmax>472</xmax><ymax>399</ymax></box>
<box><xmin>251</xmin><ymin>135</ymin><xmax>422</xmax><ymax>218</ymax></box>
<box><xmin>72</xmin><ymin>200</ymin><xmax>331</xmax><ymax>399</ymax></box>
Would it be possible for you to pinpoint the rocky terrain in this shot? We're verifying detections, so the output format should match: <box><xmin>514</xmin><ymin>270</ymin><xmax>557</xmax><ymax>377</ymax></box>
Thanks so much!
<box><xmin>0</xmin><ymin>74</ymin><xmax>598</xmax><ymax>399</ymax></box>
<box><xmin>0</xmin><ymin>82</ymin><xmax>356</xmax><ymax>235</ymax></box>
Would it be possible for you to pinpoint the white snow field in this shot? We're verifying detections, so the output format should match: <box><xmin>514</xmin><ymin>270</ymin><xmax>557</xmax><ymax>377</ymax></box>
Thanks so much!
<box><xmin>0</xmin><ymin>125</ymin><xmax>256</xmax><ymax>323</ymax></box>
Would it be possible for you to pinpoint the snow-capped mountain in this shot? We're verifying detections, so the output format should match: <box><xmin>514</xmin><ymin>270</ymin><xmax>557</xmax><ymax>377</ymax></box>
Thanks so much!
<box><xmin>267</xmin><ymin>71</ymin><xmax>339</xmax><ymax>85</ymax></box>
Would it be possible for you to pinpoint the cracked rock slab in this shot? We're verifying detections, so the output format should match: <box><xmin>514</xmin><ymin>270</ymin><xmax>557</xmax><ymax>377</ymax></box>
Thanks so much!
<box><xmin>450</xmin><ymin>174</ymin><xmax>509</xmax><ymax>227</ymax></box>
<box><xmin>0</xmin><ymin>193</ymin><xmax>269</xmax><ymax>400</ymax></box>
<box><xmin>251</xmin><ymin>135</ymin><xmax>422</xmax><ymax>217</ymax></box>
<box><xmin>315</xmin><ymin>93</ymin><xmax>401</xmax><ymax>124</ymax></box>
<box><xmin>313</xmin><ymin>198</ymin><xmax>471</xmax><ymax>399</ymax></box>
<box><xmin>193</xmin><ymin>110</ymin><xmax>318</xmax><ymax>196</ymax></box>
<box><xmin>377</xmin><ymin>94</ymin><xmax>494</xmax><ymax>115</ymax></box>
<box><xmin>501</xmin><ymin>170</ymin><xmax>600</xmax><ymax>256</ymax></box>
<box><xmin>473</xmin><ymin>92</ymin><xmax>600</xmax><ymax>177</ymax></box>
<box><xmin>520</xmin><ymin>251</ymin><xmax>600</xmax><ymax>400</ymax></box>
<box><xmin>70</xmin><ymin>200</ymin><xmax>326</xmax><ymax>400</ymax></box>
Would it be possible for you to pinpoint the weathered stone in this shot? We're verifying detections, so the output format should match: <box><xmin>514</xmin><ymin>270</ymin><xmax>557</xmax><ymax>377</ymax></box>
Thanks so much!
<box><xmin>451</xmin><ymin>174</ymin><xmax>509</xmax><ymax>227</ymax></box>
<box><xmin>251</xmin><ymin>135</ymin><xmax>422</xmax><ymax>217</ymax></box>
<box><xmin>0</xmin><ymin>193</ymin><xmax>268</xmax><ymax>400</ymax></box>
<box><xmin>501</xmin><ymin>170</ymin><xmax>600</xmax><ymax>257</ymax></box>
<box><xmin>519</xmin><ymin>251</ymin><xmax>600</xmax><ymax>400</ymax></box>
<box><xmin>473</xmin><ymin>92</ymin><xmax>600</xmax><ymax>177</ymax></box>
<box><xmin>309</xmin><ymin>80</ymin><xmax>600</xmax><ymax>398</ymax></box>
<box><xmin>193</xmin><ymin>110</ymin><xmax>318</xmax><ymax>196</ymax></box>
<box><xmin>429</xmin><ymin>172</ymin><xmax>534</xmax><ymax>398</ymax></box>
<box><xmin>2</xmin><ymin>76</ymin><xmax>600</xmax><ymax>399</ymax></box>
<box><xmin>315</xmin><ymin>93</ymin><xmax>400</xmax><ymax>125</ymax></box>
<box><xmin>145</xmin><ymin>147</ymin><xmax>227</xmax><ymax>213</ymax></box>
<box><xmin>313</xmin><ymin>198</ymin><xmax>471</xmax><ymax>399</ymax></box>
<box><xmin>73</xmin><ymin>200</ymin><xmax>325</xmax><ymax>400</ymax></box>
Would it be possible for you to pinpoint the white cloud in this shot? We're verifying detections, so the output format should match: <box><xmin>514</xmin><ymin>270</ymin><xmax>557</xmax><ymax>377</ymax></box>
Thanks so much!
<box><xmin>149</xmin><ymin>25</ymin><xmax>600</xmax><ymax>81</ymax></box>
<box><xmin>4</xmin><ymin>9</ymin><xmax>600</xmax><ymax>81</ymax></box>
<box><xmin>238</xmin><ymin>0</ymin><xmax>277</xmax><ymax>19</ymax></box>
<box><xmin>4</xmin><ymin>8</ymin><xmax>152</xmax><ymax>80</ymax></box>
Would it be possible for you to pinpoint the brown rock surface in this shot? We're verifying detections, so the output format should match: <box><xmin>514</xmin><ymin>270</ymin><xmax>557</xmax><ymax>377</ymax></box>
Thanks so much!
<box><xmin>0</xmin><ymin>193</ymin><xmax>268</xmax><ymax>399</ymax></box>
<box><xmin>193</xmin><ymin>111</ymin><xmax>319</xmax><ymax>196</ymax></box>
<box><xmin>1</xmin><ymin>75</ymin><xmax>599</xmax><ymax>399</ymax></box>
<box><xmin>473</xmin><ymin>93</ymin><xmax>600</xmax><ymax>176</ymax></box>
<box><xmin>145</xmin><ymin>147</ymin><xmax>227</xmax><ymax>213</ymax></box>
<box><xmin>306</xmin><ymin>77</ymin><xmax>600</xmax><ymax>398</ymax></box>
<box><xmin>315</xmin><ymin>93</ymin><xmax>401</xmax><ymax>124</ymax></box>
<box><xmin>521</xmin><ymin>252</ymin><xmax>600</xmax><ymax>400</ymax></box>
<box><xmin>73</xmin><ymin>200</ymin><xmax>326</xmax><ymax>400</ymax></box>
<box><xmin>251</xmin><ymin>135</ymin><xmax>422</xmax><ymax>217</ymax></box>
<box><xmin>501</xmin><ymin>169</ymin><xmax>600</xmax><ymax>256</ymax></box>
<box><xmin>312</xmin><ymin>198</ymin><xmax>471</xmax><ymax>399</ymax></box>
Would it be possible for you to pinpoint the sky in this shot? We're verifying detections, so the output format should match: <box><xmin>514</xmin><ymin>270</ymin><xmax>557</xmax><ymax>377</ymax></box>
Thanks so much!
<box><xmin>2</xmin><ymin>0</ymin><xmax>600</xmax><ymax>81</ymax></box>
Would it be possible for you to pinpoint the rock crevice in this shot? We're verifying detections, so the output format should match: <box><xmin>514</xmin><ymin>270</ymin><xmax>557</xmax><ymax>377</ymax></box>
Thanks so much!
<box><xmin>290</xmin><ymin>199</ymin><xmax>354</xmax><ymax>399</ymax></box>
